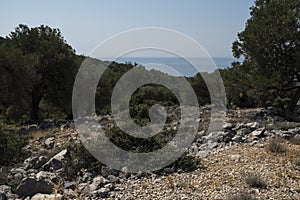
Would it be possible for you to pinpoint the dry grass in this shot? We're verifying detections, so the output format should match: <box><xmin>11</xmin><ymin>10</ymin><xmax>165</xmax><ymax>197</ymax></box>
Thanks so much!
<box><xmin>267</xmin><ymin>137</ymin><xmax>287</xmax><ymax>153</ymax></box>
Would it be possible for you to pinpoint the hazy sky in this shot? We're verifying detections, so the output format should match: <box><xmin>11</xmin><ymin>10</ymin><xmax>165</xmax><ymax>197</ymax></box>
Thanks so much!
<box><xmin>1</xmin><ymin>0</ymin><xmax>254</xmax><ymax>58</ymax></box>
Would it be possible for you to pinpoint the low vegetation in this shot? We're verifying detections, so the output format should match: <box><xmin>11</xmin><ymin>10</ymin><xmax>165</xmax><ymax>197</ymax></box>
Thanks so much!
<box><xmin>0</xmin><ymin>125</ymin><xmax>29</xmax><ymax>166</ymax></box>
<box><xmin>245</xmin><ymin>174</ymin><xmax>267</xmax><ymax>189</ymax></box>
<box><xmin>267</xmin><ymin>137</ymin><xmax>287</xmax><ymax>153</ymax></box>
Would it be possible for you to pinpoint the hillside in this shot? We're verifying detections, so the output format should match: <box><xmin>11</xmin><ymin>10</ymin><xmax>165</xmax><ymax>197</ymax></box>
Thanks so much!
<box><xmin>0</xmin><ymin>107</ymin><xmax>299</xmax><ymax>199</ymax></box>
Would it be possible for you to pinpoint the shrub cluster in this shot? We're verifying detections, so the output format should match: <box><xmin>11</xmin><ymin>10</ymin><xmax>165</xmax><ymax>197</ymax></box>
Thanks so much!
<box><xmin>0</xmin><ymin>126</ymin><xmax>29</xmax><ymax>166</ymax></box>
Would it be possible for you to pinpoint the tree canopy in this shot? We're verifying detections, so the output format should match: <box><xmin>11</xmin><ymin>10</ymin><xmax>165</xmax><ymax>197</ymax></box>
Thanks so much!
<box><xmin>226</xmin><ymin>0</ymin><xmax>300</xmax><ymax>119</ymax></box>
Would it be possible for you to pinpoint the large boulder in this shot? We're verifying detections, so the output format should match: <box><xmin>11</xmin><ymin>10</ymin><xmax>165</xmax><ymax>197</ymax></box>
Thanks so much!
<box><xmin>15</xmin><ymin>177</ymin><xmax>53</xmax><ymax>197</ymax></box>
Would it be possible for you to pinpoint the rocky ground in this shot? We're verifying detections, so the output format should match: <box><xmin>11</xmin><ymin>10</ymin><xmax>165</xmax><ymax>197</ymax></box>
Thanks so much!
<box><xmin>0</xmin><ymin>107</ymin><xmax>299</xmax><ymax>200</ymax></box>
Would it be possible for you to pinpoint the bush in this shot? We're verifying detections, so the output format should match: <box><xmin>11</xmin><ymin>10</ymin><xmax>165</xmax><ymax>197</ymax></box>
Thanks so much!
<box><xmin>290</xmin><ymin>137</ymin><xmax>300</xmax><ymax>146</ymax></box>
<box><xmin>0</xmin><ymin>126</ymin><xmax>29</xmax><ymax>166</ymax></box>
<box><xmin>245</xmin><ymin>174</ymin><xmax>267</xmax><ymax>189</ymax></box>
<box><xmin>105</xmin><ymin>127</ymin><xmax>177</xmax><ymax>153</ymax></box>
<box><xmin>229</xmin><ymin>192</ymin><xmax>257</xmax><ymax>200</ymax></box>
<box><xmin>267</xmin><ymin>137</ymin><xmax>287</xmax><ymax>153</ymax></box>
<box><xmin>62</xmin><ymin>141</ymin><xmax>103</xmax><ymax>180</ymax></box>
<box><xmin>295</xmin><ymin>160</ymin><xmax>300</xmax><ymax>167</ymax></box>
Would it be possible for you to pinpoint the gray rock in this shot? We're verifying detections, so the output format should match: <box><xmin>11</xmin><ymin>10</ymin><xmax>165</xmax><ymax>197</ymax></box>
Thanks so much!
<box><xmin>104</xmin><ymin>183</ymin><xmax>115</xmax><ymax>190</ymax></box>
<box><xmin>223</xmin><ymin>123</ymin><xmax>234</xmax><ymax>129</ymax></box>
<box><xmin>26</xmin><ymin>169</ymin><xmax>38</xmax><ymax>176</ymax></box>
<box><xmin>107</xmin><ymin>175</ymin><xmax>120</xmax><ymax>183</ymax></box>
<box><xmin>119</xmin><ymin>167</ymin><xmax>130</xmax><ymax>178</ymax></box>
<box><xmin>0</xmin><ymin>185</ymin><xmax>11</xmax><ymax>194</ymax></box>
<box><xmin>163</xmin><ymin>167</ymin><xmax>175</xmax><ymax>173</ymax></box>
<box><xmin>36</xmin><ymin>171</ymin><xmax>58</xmax><ymax>184</ymax></box>
<box><xmin>77</xmin><ymin>183</ymin><xmax>89</xmax><ymax>193</ymax></box>
<box><xmin>89</xmin><ymin>176</ymin><xmax>106</xmax><ymax>191</ymax></box>
<box><xmin>63</xmin><ymin>189</ymin><xmax>74</xmax><ymax>197</ymax></box>
<box><xmin>82</xmin><ymin>172</ymin><xmax>93</xmax><ymax>183</ymax></box>
<box><xmin>98</xmin><ymin>188</ymin><xmax>110</xmax><ymax>198</ymax></box>
<box><xmin>232</xmin><ymin>134</ymin><xmax>244</xmax><ymax>143</ymax></box>
<box><xmin>23</xmin><ymin>157</ymin><xmax>40</xmax><ymax>170</ymax></box>
<box><xmin>13</xmin><ymin>173</ymin><xmax>23</xmax><ymax>180</ymax></box>
<box><xmin>31</xmin><ymin>193</ymin><xmax>62</xmax><ymax>200</ymax></box>
<box><xmin>199</xmin><ymin>143</ymin><xmax>209</xmax><ymax>151</ymax></box>
<box><xmin>0</xmin><ymin>192</ymin><xmax>6</xmax><ymax>200</ymax></box>
<box><xmin>38</xmin><ymin>156</ymin><xmax>48</xmax><ymax>166</ymax></box>
<box><xmin>203</xmin><ymin>132</ymin><xmax>224</xmax><ymax>143</ymax></box>
<box><xmin>101</xmin><ymin>166</ymin><xmax>118</xmax><ymax>178</ymax></box>
<box><xmin>245</xmin><ymin>122</ymin><xmax>260</xmax><ymax>130</ymax></box>
<box><xmin>208</xmin><ymin>142</ymin><xmax>219</xmax><ymax>149</ymax></box>
<box><xmin>250</xmin><ymin>128</ymin><xmax>265</xmax><ymax>137</ymax></box>
<box><xmin>15</xmin><ymin>177</ymin><xmax>53</xmax><ymax>197</ymax></box>
<box><xmin>236</xmin><ymin>127</ymin><xmax>252</xmax><ymax>136</ymax></box>
<box><xmin>10</xmin><ymin>168</ymin><xmax>26</xmax><ymax>176</ymax></box>
<box><xmin>64</xmin><ymin>181</ymin><xmax>76</xmax><ymax>190</ymax></box>
<box><xmin>44</xmin><ymin>137</ymin><xmax>55</xmax><ymax>149</ymax></box>
<box><xmin>43</xmin><ymin>149</ymin><xmax>67</xmax><ymax>171</ymax></box>
<box><xmin>196</xmin><ymin>150</ymin><xmax>210</xmax><ymax>158</ymax></box>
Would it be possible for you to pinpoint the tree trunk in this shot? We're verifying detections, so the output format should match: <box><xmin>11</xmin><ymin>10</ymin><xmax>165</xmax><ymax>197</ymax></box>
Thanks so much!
<box><xmin>285</xmin><ymin>87</ymin><xmax>300</xmax><ymax>121</ymax></box>
<box><xmin>30</xmin><ymin>91</ymin><xmax>43</xmax><ymax>123</ymax></box>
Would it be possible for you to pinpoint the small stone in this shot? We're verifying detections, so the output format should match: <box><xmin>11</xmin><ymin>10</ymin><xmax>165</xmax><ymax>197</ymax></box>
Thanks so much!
<box><xmin>31</xmin><ymin>193</ymin><xmax>62</xmax><ymax>200</ymax></box>
<box><xmin>196</xmin><ymin>150</ymin><xmax>209</xmax><ymax>158</ymax></box>
<box><xmin>98</xmin><ymin>188</ymin><xmax>110</xmax><ymax>198</ymax></box>
<box><xmin>250</xmin><ymin>128</ymin><xmax>265</xmax><ymax>137</ymax></box>
<box><xmin>89</xmin><ymin>176</ymin><xmax>106</xmax><ymax>191</ymax></box>
<box><xmin>42</xmin><ymin>149</ymin><xmax>67</xmax><ymax>171</ymax></box>
<box><xmin>107</xmin><ymin>175</ymin><xmax>120</xmax><ymax>184</ymax></box>
<box><xmin>44</xmin><ymin>137</ymin><xmax>55</xmax><ymax>149</ymax></box>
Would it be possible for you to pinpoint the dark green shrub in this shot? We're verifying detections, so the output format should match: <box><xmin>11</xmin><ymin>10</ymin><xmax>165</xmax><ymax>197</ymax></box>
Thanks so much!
<box><xmin>0</xmin><ymin>126</ymin><xmax>29</xmax><ymax>166</ymax></box>
<box><xmin>105</xmin><ymin>127</ymin><xmax>177</xmax><ymax>153</ymax></box>
<box><xmin>245</xmin><ymin>174</ymin><xmax>267</xmax><ymax>189</ymax></box>
<box><xmin>167</xmin><ymin>152</ymin><xmax>201</xmax><ymax>172</ymax></box>
<box><xmin>62</xmin><ymin>141</ymin><xmax>103</xmax><ymax>180</ymax></box>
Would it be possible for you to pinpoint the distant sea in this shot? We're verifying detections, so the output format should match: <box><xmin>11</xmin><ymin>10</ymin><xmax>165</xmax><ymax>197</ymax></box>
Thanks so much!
<box><xmin>112</xmin><ymin>57</ymin><xmax>236</xmax><ymax>77</ymax></box>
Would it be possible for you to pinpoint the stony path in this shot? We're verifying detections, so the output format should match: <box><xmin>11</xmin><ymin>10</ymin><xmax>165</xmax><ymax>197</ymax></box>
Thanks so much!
<box><xmin>109</xmin><ymin>142</ymin><xmax>300</xmax><ymax>200</ymax></box>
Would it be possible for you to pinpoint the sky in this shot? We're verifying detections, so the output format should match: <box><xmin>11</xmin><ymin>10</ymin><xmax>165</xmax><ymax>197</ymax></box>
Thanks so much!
<box><xmin>1</xmin><ymin>0</ymin><xmax>254</xmax><ymax>58</ymax></box>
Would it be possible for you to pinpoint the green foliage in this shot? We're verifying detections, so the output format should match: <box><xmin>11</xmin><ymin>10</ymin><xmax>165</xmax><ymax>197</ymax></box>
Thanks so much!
<box><xmin>105</xmin><ymin>126</ymin><xmax>176</xmax><ymax>153</ymax></box>
<box><xmin>0</xmin><ymin>24</ymin><xmax>79</xmax><ymax>122</ymax></box>
<box><xmin>0</xmin><ymin>126</ymin><xmax>29</xmax><ymax>166</ymax></box>
<box><xmin>227</xmin><ymin>0</ymin><xmax>300</xmax><ymax>115</ymax></box>
<box><xmin>63</xmin><ymin>141</ymin><xmax>103</xmax><ymax>179</ymax></box>
<box><xmin>0</xmin><ymin>24</ymin><xmax>214</xmax><ymax>123</ymax></box>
